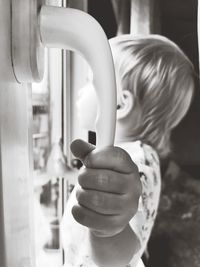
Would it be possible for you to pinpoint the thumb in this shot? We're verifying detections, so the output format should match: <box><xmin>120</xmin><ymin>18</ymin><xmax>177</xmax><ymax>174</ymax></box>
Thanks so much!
<box><xmin>70</xmin><ymin>139</ymin><xmax>96</xmax><ymax>162</ymax></box>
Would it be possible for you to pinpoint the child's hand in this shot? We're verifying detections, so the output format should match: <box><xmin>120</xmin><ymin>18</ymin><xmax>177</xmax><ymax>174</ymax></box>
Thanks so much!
<box><xmin>70</xmin><ymin>139</ymin><xmax>142</xmax><ymax>238</ymax></box>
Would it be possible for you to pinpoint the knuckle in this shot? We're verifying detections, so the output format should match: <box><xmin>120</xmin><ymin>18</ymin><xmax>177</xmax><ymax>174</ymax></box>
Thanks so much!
<box><xmin>97</xmin><ymin>172</ymin><xmax>109</xmax><ymax>187</ymax></box>
<box><xmin>91</xmin><ymin>191</ymin><xmax>102</xmax><ymax>207</ymax></box>
<box><xmin>87</xmin><ymin>191</ymin><xmax>104</xmax><ymax>209</ymax></box>
<box><xmin>76</xmin><ymin>189</ymin><xmax>107</xmax><ymax>210</ymax></box>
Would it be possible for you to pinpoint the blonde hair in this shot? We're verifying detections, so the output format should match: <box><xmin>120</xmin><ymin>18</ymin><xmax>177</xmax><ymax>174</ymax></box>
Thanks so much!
<box><xmin>110</xmin><ymin>34</ymin><xmax>195</xmax><ymax>158</ymax></box>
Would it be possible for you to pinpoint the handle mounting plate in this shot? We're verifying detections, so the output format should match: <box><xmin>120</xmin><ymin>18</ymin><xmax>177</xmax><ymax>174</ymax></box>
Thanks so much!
<box><xmin>11</xmin><ymin>0</ymin><xmax>45</xmax><ymax>83</ymax></box>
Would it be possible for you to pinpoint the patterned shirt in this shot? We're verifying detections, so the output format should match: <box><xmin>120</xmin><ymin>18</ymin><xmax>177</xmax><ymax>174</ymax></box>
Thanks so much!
<box><xmin>60</xmin><ymin>141</ymin><xmax>161</xmax><ymax>267</ymax></box>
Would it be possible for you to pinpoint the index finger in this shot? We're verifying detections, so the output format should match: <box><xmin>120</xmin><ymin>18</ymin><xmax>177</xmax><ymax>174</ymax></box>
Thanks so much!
<box><xmin>84</xmin><ymin>146</ymin><xmax>138</xmax><ymax>174</ymax></box>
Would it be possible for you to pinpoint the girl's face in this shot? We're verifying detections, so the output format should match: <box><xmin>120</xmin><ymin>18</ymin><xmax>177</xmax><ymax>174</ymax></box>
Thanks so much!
<box><xmin>76</xmin><ymin>81</ymin><xmax>98</xmax><ymax>131</ymax></box>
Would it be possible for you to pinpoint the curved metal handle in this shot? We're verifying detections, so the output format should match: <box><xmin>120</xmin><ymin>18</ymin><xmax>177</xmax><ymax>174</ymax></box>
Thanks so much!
<box><xmin>39</xmin><ymin>6</ymin><xmax>117</xmax><ymax>148</ymax></box>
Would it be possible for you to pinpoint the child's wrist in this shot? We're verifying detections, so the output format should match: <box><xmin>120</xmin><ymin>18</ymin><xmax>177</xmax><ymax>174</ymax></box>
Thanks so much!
<box><xmin>90</xmin><ymin>225</ymin><xmax>127</xmax><ymax>238</ymax></box>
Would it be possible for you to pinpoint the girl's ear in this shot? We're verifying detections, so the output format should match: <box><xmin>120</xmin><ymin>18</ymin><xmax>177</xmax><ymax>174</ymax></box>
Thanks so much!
<box><xmin>117</xmin><ymin>90</ymin><xmax>134</xmax><ymax>120</ymax></box>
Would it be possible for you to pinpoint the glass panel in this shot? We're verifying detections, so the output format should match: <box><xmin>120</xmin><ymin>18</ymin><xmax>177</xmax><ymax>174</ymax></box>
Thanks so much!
<box><xmin>32</xmin><ymin>50</ymin><xmax>63</xmax><ymax>267</ymax></box>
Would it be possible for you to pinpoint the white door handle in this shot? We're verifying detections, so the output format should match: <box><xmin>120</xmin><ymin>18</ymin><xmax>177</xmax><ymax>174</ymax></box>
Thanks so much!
<box><xmin>12</xmin><ymin>1</ymin><xmax>117</xmax><ymax>148</ymax></box>
<box><xmin>39</xmin><ymin>6</ymin><xmax>117</xmax><ymax>147</ymax></box>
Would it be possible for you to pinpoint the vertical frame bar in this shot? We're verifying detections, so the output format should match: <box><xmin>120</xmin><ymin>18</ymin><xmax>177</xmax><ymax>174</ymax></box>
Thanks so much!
<box><xmin>111</xmin><ymin>0</ymin><xmax>131</xmax><ymax>35</ymax></box>
<box><xmin>131</xmin><ymin>0</ymin><xmax>160</xmax><ymax>34</ymax></box>
<box><xmin>0</xmin><ymin>1</ymin><xmax>35</xmax><ymax>266</ymax></box>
